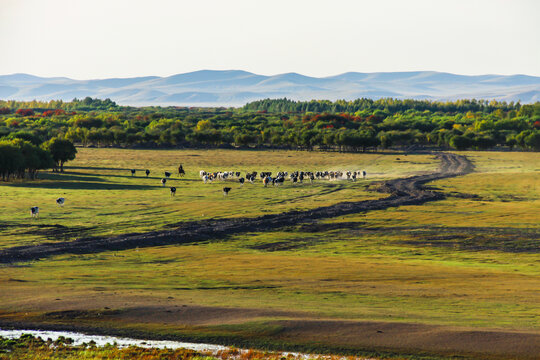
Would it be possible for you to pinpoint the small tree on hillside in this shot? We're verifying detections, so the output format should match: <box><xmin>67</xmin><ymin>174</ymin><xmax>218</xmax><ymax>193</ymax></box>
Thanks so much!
<box><xmin>43</xmin><ymin>138</ymin><xmax>77</xmax><ymax>172</ymax></box>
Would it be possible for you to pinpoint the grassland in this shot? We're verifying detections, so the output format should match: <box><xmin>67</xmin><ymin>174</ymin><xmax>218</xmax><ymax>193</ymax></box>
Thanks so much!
<box><xmin>0</xmin><ymin>148</ymin><xmax>436</xmax><ymax>249</ymax></box>
<box><xmin>0</xmin><ymin>149</ymin><xmax>538</xmax><ymax>359</ymax></box>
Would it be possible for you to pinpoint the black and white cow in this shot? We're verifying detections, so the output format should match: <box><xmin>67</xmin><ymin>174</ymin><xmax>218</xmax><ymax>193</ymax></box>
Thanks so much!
<box><xmin>223</xmin><ymin>187</ymin><xmax>231</xmax><ymax>196</ymax></box>
<box><xmin>56</xmin><ymin>197</ymin><xmax>65</xmax><ymax>206</ymax></box>
<box><xmin>161</xmin><ymin>178</ymin><xmax>167</xmax><ymax>186</ymax></box>
<box><xmin>30</xmin><ymin>206</ymin><xmax>39</xmax><ymax>218</ymax></box>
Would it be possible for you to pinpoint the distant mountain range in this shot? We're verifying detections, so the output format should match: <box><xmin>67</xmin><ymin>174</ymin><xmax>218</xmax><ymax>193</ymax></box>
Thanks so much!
<box><xmin>1</xmin><ymin>70</ymin><xmax>539</xmax><ymax>106</ymax></box>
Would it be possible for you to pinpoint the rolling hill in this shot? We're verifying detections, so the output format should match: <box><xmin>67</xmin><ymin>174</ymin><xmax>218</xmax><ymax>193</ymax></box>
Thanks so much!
<box><xmin>1</xmin><ymin>70</ymin><xmax>539</xmax><ymax>106</ymax></box>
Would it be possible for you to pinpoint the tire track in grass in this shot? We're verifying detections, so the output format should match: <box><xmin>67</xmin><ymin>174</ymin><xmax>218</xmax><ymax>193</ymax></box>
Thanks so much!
<box><xmin>0</xmin><ymin>152</ymin><xmax>473</xmax><ymax>264</ymax></box>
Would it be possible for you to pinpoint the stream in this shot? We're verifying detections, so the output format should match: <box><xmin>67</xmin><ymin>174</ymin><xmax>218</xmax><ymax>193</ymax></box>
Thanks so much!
<box><xmin>0</xmin><ymin>328</ymin><xmax>228</xmax><ymax>352</ymax></box>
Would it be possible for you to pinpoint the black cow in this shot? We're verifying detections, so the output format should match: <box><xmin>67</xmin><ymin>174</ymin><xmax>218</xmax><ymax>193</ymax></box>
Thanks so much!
<box><xmin>165</xmin><ymin>171</ymin><xmax>171</xmax><ymax>178</ymax></box>
<box><xmin>130</xmin><ymin>169</ymin><xmax>136</xmax><ymax>176</ymax></box>
<box><xmin>145</xmin><ymin>169</ymin><xmax>150</xmax><ymax>177</ymax></box>
<box><xmin>223</xmin><ymin>187</ymin><xmax>231</xmax><ymax>196</ymax></box>
<box><xmin>170</xmin><ymin>187</ymin><xmax>176</xmax><ymax>196</ymax></box>
<box><xmin>30</xmin><ymin>206</ymin><xmax>39</xmax><ymax>218</ymax></box>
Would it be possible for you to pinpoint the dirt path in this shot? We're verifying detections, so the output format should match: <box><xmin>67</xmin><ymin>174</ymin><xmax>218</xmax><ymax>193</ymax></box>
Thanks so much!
<box><xmin>0</xmin><ymin>152</ymin><xmax>473</xmax><ymax>264</ymax></box>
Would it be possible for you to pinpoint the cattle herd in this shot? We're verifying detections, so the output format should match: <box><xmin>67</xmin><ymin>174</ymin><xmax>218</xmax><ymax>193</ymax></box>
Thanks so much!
<box><xmin>199</xmin><ymin>169</ymin><xmax>367</xmax><ymax>196</ymax></box>
<box><xmin>199</xmin><ymin>169</ymin><xmax>366</xmax><ymax>187</ymax></box>
<box><xmin>29</xmin><ymin>164</ymin><xmax>367</xmax><ymax>218</ymax></box>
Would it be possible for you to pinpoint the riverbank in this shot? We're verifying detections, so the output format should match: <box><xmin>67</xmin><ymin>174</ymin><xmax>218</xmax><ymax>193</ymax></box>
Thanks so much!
<box><xmin>2</xmin><ymin>315</ymin><xmax>539</xmax><ymax>360</ymax></box>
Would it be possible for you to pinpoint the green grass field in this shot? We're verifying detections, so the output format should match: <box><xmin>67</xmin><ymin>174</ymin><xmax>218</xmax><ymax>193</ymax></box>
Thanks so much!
<box><xmin>0</xmin><ymin>148</ymin><xmax>435</xmax><ymax>248</ymax></box>
<box><xmin>0</xmin><ymin>149</ymin><xmax>538</xmax><ymax>359</ymax></box>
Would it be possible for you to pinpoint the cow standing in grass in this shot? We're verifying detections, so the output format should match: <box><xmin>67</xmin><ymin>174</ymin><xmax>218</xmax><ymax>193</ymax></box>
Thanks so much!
<box><xmin>178</xmin><ymin>165</ymin><xmax>185</xmax><ymax>177</ymax></box>
<box><xmin>30</xmin><ymin>207</ymin><xmax>39</xmax><ymax>218</ymax></box>
<box><xmin>131</xmin><ymin>169</ymin><xmax>136</xmax><ymax>176</ymax></box>
<box><xmin>145</xmin><ymin>169</ymin><xmax>150</xmax><ymax>177</ymax></box>
<box><xmin>161</xmin><ymin>178</ymin><xmax>167</xmax><ymax>186</ymax></box>
<box><xmin>170</xmin><ymin>187</ymin><xmax>176</xmax><ymax>196</ymax></box>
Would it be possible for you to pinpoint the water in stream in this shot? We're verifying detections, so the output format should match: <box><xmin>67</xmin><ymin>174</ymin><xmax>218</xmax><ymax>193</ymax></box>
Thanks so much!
<box><xmin>0</xmin><ymin>328</ymin><xmax>228</xmax><ymax>352</ymax></box>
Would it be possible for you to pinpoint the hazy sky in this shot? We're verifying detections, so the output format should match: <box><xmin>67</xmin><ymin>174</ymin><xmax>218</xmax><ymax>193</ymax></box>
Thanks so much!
<box><xmin>1</xmin><ymin>0</ymin><xmax>539</xmax><ymax>79</ymax></box>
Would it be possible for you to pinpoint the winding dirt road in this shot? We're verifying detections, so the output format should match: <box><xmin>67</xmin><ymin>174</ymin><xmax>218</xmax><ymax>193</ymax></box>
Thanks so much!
<box><xmin>0</xmin><ymin>152</ymin><xmax>473</xmax><ymax>264</ymax></box>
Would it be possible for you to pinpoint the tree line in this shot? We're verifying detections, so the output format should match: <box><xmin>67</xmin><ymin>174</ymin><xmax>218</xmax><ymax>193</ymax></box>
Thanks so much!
<box><xmin>0</xmin><ymin>137</ymin><xmax>77</xmax><ymax>181</ymax></box>
<box><xmin>0</xmin><ymin>98</ymin><xmax>539</xmax><ymax>157</ymax></box>
<box><xmin>242</xmin><ymin>98</ymin><xmax>526</xmax><ymax>114</ymax></box>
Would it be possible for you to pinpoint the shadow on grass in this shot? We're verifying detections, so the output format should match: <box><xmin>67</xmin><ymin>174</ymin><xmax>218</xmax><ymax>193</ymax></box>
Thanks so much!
<box><xmin>7</xmin><ymin>181</ymin><xmax>160</xmax><ymax>190</ymax></box>
<box><xmin>38</xmin><ymin>172</ymin><xmax>108</xmax><ymax>182</ymax></box>
<box><xmin>65</xmin><ymin>166</ymin><xmax>133</xmax><ymax>171</ymax></box>
<box><xmin>62</xmin><ymin>170</ymin><xmax>192</xmax><ymax>181</ymax></box>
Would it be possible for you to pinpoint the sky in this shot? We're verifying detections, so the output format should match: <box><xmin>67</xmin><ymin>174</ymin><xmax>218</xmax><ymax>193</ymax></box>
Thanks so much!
<box><xmin>1</xmin><ymin>0</ymin><xmax>539</xmax><ymax>79</ymax></box>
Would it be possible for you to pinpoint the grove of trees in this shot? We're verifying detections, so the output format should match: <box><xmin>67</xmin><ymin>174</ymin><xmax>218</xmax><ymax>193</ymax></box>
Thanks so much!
<box><xmin>0</xmin><ymin>98</ymin><xmax>538</xmax><ymax>161</ymax></box>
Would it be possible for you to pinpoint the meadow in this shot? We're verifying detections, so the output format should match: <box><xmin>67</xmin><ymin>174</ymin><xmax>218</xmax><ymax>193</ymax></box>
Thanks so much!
<box><xmin>0</xmin><ymin>148</ymin><xmax>435</xmax><ymax>248</ymax></box>
<box><xmin>0</xmin><ymin>148</ymin><xmax>538</xmax><ymax>360</ymax></box>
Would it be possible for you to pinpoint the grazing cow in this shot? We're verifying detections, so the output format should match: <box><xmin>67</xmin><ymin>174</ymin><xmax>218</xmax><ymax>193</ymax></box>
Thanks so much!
<box><xmin>30</xmin><ymin>206</ymin><xmax>39</xmax><ymax>218</ymax></box>
<box><xmin>362</xmin><ymin>170</ymin><xmax>367</xmax><ymax>178</ymax></box>
<box><xmin>165</xmin><ymin>171</ymin><xmax>171</xmax><ymax>178</ymax></box>
<box><xmin>170</xmin><ymin>187</ymin><xmax>176</xmax><ymax>196</ymax></box>
<box><xmin>178</xmin><ymin>165</ymin><xmax>185</xmax><ymax>177</ymax></box>
<box><xmin>131</xmin><ymin>169</ymin><xmax>136</xmax><ymax>176</ymax></box>
<box><xmin>239</xmin><ymin>177</ymin><xmax>245</xmax><ymax>186</ymax></box>
<box><xmin>223</xmin><ymin>187</ymin><xmax>231</xmax><ymax>196</ymax></box>
<box><xmin>56</xmin><ymin>197</ymin><xmax>65</xmax><ymax>206</ymax></box>
<box><xmin>161</xmin><ymin>178</ymin><xmax>167</xmax><ymax>186</ymax></box>
<box><xmin>145</xmin><ymin>169</ymin><xmax>150</xmax><ymax>177</ymax></box>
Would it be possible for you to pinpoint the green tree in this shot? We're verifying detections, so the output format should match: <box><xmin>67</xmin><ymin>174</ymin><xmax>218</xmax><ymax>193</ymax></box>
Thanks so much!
<box><xmin>524</xmin><ymin>131</ymin><xmax>540</xmax><ymax>151</ymax></box>
<box><xmin>449</xmin><ymin>135</ymin><xmax>473</xmax><ymax>150</ymax></box>
<box><xmin>43</xmin><ymin>138</ymin><xmax>77</xmax><ymax>172</ymax></box>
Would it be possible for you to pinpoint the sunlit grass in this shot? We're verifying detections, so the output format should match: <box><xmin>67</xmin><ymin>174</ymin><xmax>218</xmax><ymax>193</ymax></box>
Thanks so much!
<box><xmin>0</xmin><ymin>148</ymin><xmax>435</xmax><ymax>248</ymax></box>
